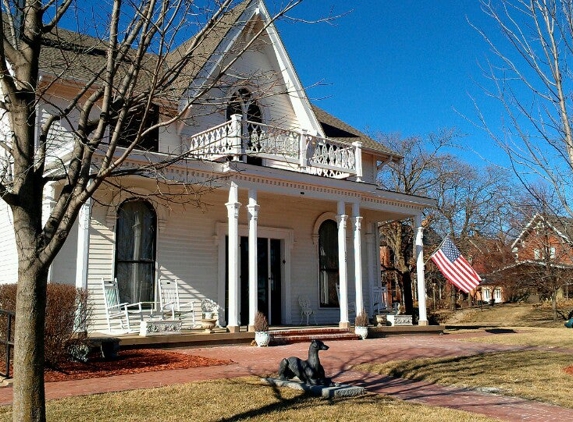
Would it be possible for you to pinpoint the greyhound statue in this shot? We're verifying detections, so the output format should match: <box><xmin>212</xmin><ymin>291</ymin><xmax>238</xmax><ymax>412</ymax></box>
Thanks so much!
<box><xmin>278</xmin><ymin>339</ymin><xmax>333</xmax><ymax>386</ymax></box>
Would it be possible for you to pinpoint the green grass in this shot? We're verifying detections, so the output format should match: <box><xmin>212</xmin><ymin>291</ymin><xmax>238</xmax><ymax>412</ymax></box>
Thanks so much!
<box><xmin>0</xmin><ymin>377</ymin><xmax>496</xmax><ymax>422</ymax></box>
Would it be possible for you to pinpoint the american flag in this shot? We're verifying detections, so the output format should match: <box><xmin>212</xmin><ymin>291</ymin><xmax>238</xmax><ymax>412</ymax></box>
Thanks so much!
<box><xmin>430</xmin><ymin>236</ymin><xmax>481</xmax><ymax>293</ymax></box>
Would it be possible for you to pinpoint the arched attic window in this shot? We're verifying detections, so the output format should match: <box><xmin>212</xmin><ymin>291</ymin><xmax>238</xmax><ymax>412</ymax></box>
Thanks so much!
<box><xmin>226</xmin><ymin>88</ymin><xmax>262</xmax><ymax>165</ymax></box>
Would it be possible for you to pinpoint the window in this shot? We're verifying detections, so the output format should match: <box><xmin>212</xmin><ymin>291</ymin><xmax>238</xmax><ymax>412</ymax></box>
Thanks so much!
<box><xmin>226</xmin><ymin>88</ymin><xmax>262</xmax><ymax>165</ymax></box>
<box><xmin>115</xmin><ymin>200</ymin><xmax>156</xmax><ymax>304</ymax></box>
<box><xmin>113</xmin><ymin>102</ymin><xmax>159</xmax><ymax>152</ymax></box>
<box><xmin>318</xmin><ymin>219</ymin><xmax>339</xmax><ymax>307</ymax></box>
<box><xmin>482</xmin><ymin>288</ymin><xmax>490</xmax><ymax>301</ymax></box>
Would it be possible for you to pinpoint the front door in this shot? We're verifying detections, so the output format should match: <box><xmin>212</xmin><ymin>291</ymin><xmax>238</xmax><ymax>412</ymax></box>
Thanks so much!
<box><xmin>239</xmin><ymin>237</ymin><xmax>282</xmax><ymax>325</ymax></box>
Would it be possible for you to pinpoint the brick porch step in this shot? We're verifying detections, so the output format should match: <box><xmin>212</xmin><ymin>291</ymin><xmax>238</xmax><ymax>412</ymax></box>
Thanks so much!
<box><xmin>270</xmin><ymin>327</ymin><xmax>359</xmax><ymax>345</ymax></box>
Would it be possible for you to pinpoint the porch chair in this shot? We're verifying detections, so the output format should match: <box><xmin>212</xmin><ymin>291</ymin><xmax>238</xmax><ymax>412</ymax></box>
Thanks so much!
<box><xmin>371</xmin><ymin>285</ymin><xmax>388</xmax><ymax>315</ymax></box>
<box><xmin>101</xmin><ymin>278</ymin><xmax>152</xmax><ymax>333</ymax></box>
<box><xmin>158</xmin><ymin>279</ymin><xmax>198</xmax><ymax>328</ymax></box>
<box><xmin>298</xmin><ymin>295</ymin><xmax>317</xmax><ymax>325</ymax></box>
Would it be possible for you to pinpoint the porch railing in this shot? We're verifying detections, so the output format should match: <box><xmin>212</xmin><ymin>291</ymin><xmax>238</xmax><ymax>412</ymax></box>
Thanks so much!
<box><xmin>187</xmin><ymin>114</ymin><xmax>363</xmax><ymax>180</ymax></box>
<box><xmin>0</xmin><ymin>310</ymin><xmax>14</xmax><ymax>379</ymax></box>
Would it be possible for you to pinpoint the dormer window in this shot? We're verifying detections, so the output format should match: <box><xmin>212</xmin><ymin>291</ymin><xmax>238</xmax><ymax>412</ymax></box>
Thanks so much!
<box><xmin>113</xmin><ymin>102</ymin><xmax>159</xmax><ymax>152</ymax></box>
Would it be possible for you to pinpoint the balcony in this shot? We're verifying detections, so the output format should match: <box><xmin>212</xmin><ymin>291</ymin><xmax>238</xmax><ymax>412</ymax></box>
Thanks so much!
<box><xmin>187</xmin><ymin>114</ymin><xmax>363</xmax><ymax>180</ymax></box>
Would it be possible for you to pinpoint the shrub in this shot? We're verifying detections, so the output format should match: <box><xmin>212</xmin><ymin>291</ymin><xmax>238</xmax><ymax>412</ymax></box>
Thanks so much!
<box><xmin>0</xmin><ymin>283</ymin><xmax>92</xmax><ymax>369</ymax></box>
<box><xmin>355</xmin><ymin>312</ymin><xmax>369</xmax><ymax>327</ymax></box>
<box><xmin>254</xmin><ymin>311</ymin><xmax>268</xmax><ymax>332</ymax></box>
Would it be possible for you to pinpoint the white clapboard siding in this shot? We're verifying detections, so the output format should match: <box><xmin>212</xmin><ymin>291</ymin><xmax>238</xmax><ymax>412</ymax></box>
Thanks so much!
<box><xmin>84</xmin><ymin>183</ymin><xmax>377</xmax><ymax>330</ymax></box>
<box><xmin>0</xmin><ymin>200</ymin><xmax>17</xmax><ymax>285</ymax></box>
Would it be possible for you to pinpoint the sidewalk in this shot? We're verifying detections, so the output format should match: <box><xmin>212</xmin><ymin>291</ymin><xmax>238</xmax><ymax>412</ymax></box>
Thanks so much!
<box><xmin>1</xmin><ymin>335</ymin><xmax>572</xmax><ymax>421</ymax></box>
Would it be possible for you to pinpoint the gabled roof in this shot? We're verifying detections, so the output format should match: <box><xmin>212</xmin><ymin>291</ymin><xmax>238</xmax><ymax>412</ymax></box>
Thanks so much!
<box><xmin>166</xmin><ymin>0</ymin><xmax>254</xmax><ymax>97</ymax></box>
<box><xmin>511</xmin><ymin>213</ymin><xmax>573</xmax><ymax>249</ymax></box>
<box><xmin>312</xmin><ymin>105</ymin><xmax>401</xmax><ymax>158</ymax></box>
<box><xmin>11</xmin><ymin>0</ymin><xmax>401</xmax><ymax>158</ymax></box>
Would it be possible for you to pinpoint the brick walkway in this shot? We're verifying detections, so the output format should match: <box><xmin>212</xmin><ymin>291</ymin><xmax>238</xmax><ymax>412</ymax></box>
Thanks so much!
<box><xmin>1</xmin><ymin>334</ymin><xmax>572</xmax><ymax>421</ymax></box>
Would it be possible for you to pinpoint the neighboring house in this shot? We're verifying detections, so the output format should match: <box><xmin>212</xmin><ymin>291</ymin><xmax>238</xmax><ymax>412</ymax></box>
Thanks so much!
<box><xmin>512</xmin><ymin>214</ymin><xmax>573</xmax><ymax>265</ymax></box>
<box><xmin>474</xmin><ymin>281</ymin><xmax>503</xmax><ymax>304</ymax></box>
<box><xmin>0</xmin><ymin>0</ymin><xmax>435</xmax><ymax>332</ymax></box>
<box><xmin>508</xmin><ymin>213</ymin><xmax>573</xmax><ymax>301</ymax></box>
<box><xmin>468</xmin><ymin>237</ymin><xmax>513</xmax><ymax>304</ymax></box>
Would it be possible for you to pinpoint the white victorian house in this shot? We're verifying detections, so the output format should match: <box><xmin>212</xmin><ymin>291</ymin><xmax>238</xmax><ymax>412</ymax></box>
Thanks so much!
<box><xmin>0</xmin><ymin>0</ymin><xmax>434</xmax><ymax>333</ymax></box>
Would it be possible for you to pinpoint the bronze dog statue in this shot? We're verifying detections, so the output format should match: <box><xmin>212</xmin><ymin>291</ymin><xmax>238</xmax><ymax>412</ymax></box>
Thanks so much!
<box><xmin>278</xmin><ymin>339</ymin><xmax>332</xmax><ymax>386</ymax></box>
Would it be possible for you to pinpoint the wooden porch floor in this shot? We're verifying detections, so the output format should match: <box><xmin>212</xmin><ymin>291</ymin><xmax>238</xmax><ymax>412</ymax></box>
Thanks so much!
<box><xmin>91</xmin><ymin>324</ymin><xmax>445</xmax><ymax>349</ymax></box>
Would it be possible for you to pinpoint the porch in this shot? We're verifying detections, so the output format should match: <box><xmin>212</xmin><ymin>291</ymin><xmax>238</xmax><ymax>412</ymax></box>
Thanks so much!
<box><xmin>94</xmin><ymin>324</ymin><xmax>445</xmax><ymax>350</ymax></box>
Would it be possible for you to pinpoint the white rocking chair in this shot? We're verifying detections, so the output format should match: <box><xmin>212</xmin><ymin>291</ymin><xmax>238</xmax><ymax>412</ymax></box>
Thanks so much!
<box><xmin>101</xmin><ymin>278</ymin><xmax>152</xmax><ymax>333</ymax></box>
<box><xmin>298</xmin><ymin>295</ymin><xmax>317</xmax><ymax>325</ymax></box>
<box><xmin>158</xmin><ymin>279</ymin><xmax>198</xmax><ymax>328</ymax></box>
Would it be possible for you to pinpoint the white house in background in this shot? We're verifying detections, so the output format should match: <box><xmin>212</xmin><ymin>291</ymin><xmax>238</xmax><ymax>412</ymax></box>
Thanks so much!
<box><xmin>0</xmin><ymin>0</ymin><xmax>434</xmax><ymax>332</ymax></box>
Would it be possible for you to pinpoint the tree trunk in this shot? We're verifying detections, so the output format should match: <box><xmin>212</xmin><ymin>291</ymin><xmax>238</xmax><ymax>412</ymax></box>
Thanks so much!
<box><xmin>11</xmin><ymin>179</ymin><xmax>48</xmax><ymax>421</ymax></box>
<box><xmin>12</xmin><ymin>261</ymin><xmax>48</xmax><ymax>422</ymax></box>
<box><xmin>401</xmin><ymin>271</ymin><xmax>414</xmax><ymax>315</ymax></box>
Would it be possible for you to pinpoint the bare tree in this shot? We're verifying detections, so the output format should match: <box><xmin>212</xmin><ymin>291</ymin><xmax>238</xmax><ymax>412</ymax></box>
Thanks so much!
<box><xmin>377</xmin><ymin>131</ymin><xmax>518</xmax><ymax>311</ymax></box>
<box><xmin>475</xmin><ymin>0</ymin><xmax>573</xmax><ymax>216</ymax></box>
<box><xmin>0</xmin><ymin>1</ymin><xmax>315</xmax><ymax>420</ymax></box>
<box><xmin>376</xmin><ymin>131</ymin><xmax>458</xmax><ymax>314</ymax></box>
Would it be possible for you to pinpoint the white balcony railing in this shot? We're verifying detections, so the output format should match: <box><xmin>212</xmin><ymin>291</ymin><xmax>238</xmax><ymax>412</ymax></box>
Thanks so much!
<box><xmin>187</xmin><ymin>114</ymin><xmax>363</xmax><ymax>180</ymax></box>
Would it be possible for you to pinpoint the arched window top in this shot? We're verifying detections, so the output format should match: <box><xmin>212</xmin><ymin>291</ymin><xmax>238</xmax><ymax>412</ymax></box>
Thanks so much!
<box><xmin>226</xmin><ymin>88</ymin><xmax>262</xmax><ymax>123</ymax></box>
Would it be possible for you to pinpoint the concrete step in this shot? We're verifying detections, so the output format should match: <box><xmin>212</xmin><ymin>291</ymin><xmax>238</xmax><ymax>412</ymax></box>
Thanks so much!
<box><xmin>270</xmin><ymin>328</ymin><xmax>359</xmax><ymax>345</ymax></box>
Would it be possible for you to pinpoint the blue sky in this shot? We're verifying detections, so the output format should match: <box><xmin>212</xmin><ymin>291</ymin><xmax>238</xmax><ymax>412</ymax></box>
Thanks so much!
<box><xmin>275</xmin><ymin>0</ymin><xmax>507</xmax><ymax>167</ymax></box>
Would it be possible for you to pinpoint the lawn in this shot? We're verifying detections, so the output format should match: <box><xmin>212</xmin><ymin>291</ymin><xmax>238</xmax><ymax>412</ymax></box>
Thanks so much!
<box><xmin>355</xmin><ymin>350</ymin><xmax>573</xmax><ymax>409</ymax></box>
<box><xmin>1</xmin><ymin>302</ymin><xmax>571</xmax><ymax>421</ymax></box>
<box><xmin>351</xmin><ymin>302</ymin><xmax>573</xmax><ymax>410</ymax></box>
<box><xmin>0</xmin><ymin>377</ymin><xmax>497</xmax><ymax>422</ymax></box>
<box><xmin>441</xmin><ymin>301</ymin><xmax>573</xmax><ymax>328</ymax></box>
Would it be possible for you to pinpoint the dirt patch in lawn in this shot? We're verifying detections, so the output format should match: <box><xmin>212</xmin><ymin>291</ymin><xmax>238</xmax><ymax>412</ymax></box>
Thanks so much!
<box><xmin>42</xmin><ymin>349</ymin><xmax>233</xmax><ymax>383</ymax></box>
<box><xmin>565</xmin><ymin>365</ymin><xmax>573</xmax><ymax>376</ymax></box>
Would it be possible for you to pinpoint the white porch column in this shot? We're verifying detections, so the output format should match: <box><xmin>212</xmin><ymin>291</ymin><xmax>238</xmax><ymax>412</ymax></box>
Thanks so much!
<box><xmin>247</xmin><ymin>189</ymin><xmax>259</xmax><ymax>332</ymax></box>
<box><xmin>366</xmin><ymin>224</ymin><xmax>376</xmax><ymax>315</ymax></box>
<box><xmin>337</xmin><ymin>201</ymin><xmax>349</xmax><ymax>328</ymax></box>
<box><xmin>352</xmin><ymin>203</ymin><xmax>364</xmax><ymax>316</ymax></box>
<box><xmin>226</xmin><ymin>182</ymin><xmax>241</xmax><ymax>332</ymax></box>
<box><xmin>75</xmin><ymin>198</ymin><xmax>92</xmax><ymax>290</ymax></box>
<box><xmin>415</xmin><ymin>214</ymin><xmax>428</xmax><ymax>326</ymax></box>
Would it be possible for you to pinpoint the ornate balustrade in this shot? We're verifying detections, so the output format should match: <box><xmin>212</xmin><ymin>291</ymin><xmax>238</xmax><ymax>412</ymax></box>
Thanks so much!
<box><xmin>187</xmin><ymin>115</ymin><xmax>363</xmax><ymax>180</ymax></box>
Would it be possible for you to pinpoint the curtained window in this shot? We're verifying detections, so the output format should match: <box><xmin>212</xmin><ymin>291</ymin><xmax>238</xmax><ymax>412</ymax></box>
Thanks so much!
<box><xmin>115</xmin><ymin>200</ymin><xmax>156</xmax><ymax>304</ymax></box>
<box><xmin>319</xmin><ymin>219</ymin><xmax>339</xmax><ymax>307</ymax></box>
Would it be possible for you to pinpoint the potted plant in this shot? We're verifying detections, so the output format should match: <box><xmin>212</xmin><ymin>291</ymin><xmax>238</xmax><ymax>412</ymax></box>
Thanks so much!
<box><xmin>354</xmin><ymin>312</ymin><xmax>369</xmax><ymax>340</ymax></box>
<box><xmin>254</xmin><ymin>311</ymin><xmax>270</xmax><ymax>347</ymax></box>
<box><xmin>201</xmin><ymin>299</ymin><xmax>218</xmax><ymax>320</ymax></box>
